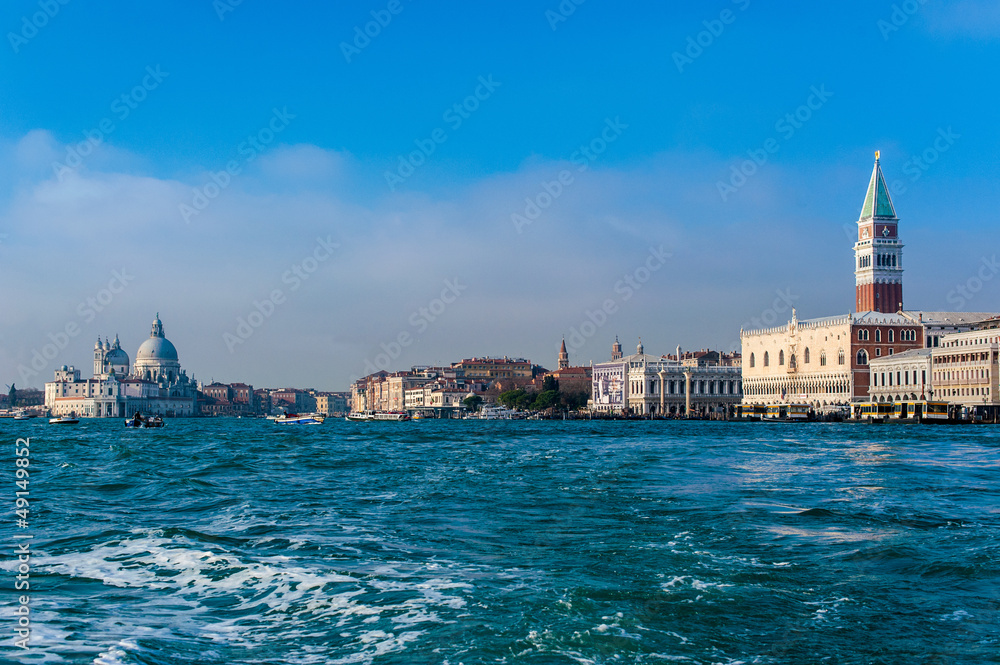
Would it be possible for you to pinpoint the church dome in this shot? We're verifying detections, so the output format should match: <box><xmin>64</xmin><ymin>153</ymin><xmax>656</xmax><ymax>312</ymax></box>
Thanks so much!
<box><xmin>137</xmin><ymin>336</ymin><xmax>178</xmax><ymax>361</ymax></box>
<box><xmin>106</xmin><ymin>347</ymin><xmax>130</xmax><ymax>365</ymax></box>
<box><xmin>135</xmin><ymin>313</ymin><xmax>179</xmax><ymax>362</ymax></box>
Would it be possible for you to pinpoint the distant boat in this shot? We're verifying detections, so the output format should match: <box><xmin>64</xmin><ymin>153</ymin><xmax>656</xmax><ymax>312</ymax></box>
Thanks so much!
<box><xmin>49</xmin><ymin>415</ymin><xmax>79</xmax><ymax>425</ymax></box>
<box><xmin>373</xmin><ymin>411</ymin><xmax>410</xmax><ymax>421</ymax></box>
<box><xmin>125</xmin><ymin>414</ymin><xmax>165</xmax><ymax>428</ymax></box>
<box><xmin>476</xmin><ymin>405</ymin><xmax>517</xmax><ymax>420</ymax></box>
<box><xmin>13</xmin><ymin>410</ymin><xmax>34</xmax><ymax>421</ymax></box>
<box><xmin>346</xmin><ymin>411</ymin><xmax>410</xmax><ymax>422</ymax></box>
<box><xmin>274</xmin><ymin>413</ymin><xmax>325</xmax><ymax>425</ymax></box>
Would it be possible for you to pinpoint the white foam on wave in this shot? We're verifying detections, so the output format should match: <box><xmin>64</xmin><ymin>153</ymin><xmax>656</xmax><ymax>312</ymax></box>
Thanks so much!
<box><xmin>32</xmin><ymin>530</ymin><xmax>474</xmax><ymax>664</ymax></box>
<box><xmin>803</xmin><ymin>596</ymin><xmax>853</xmax><ymax>622</ymax></box>
<box><xmin>92</xmin><ymin>639</ymin><xmax>139</xmax><ymax>665</ymax></box>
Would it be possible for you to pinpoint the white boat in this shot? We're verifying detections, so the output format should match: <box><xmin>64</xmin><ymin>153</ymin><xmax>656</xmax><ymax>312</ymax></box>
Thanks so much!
<box><xmin>477</xmin><ymin>405</ymin><xmax>517</xmax><ymax>420</ymax></box>
<box><xmin>346</xmin><ymin>411</ymin><xmax>411</xmax><ymax>422</ymax></box>
<box><xmin>274</xmin><ymin>413</ymin><xmax>325</xmax><ymax>425</ymax></box>
<box><xmin>49</xmin><ymin>415</ymin><xmax>80</xmax><ymax>425</ymax></box>
<box><xmin>373</xmin><ymin>411</ymin><xmax>410</xmax><ymax>421</ymax></box>
<box><xmin>12</xmin><ymin>410</ymin><xmax>34</xmax><ymax>421</ymax></box>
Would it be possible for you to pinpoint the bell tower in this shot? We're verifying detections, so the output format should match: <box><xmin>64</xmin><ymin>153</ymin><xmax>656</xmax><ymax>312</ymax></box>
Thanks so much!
<box><xmin>558</xmin><ymin>338</ymin><xmax>569</xmax><ymax>370</ymax></box>
<box><xmin>854</xmin><ymin>151</ymin><xmax>903</xmax><ymax>313</ymax></box>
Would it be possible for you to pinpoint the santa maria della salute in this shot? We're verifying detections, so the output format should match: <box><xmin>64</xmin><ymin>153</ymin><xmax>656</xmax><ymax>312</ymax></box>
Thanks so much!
<box><xmin>44</xmin><ymin>314</ymin><xmax>198</xmax><ymax>418</ymax></box>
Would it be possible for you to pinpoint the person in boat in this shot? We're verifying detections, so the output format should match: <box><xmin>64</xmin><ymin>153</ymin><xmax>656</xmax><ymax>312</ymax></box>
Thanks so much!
<box><xmin>132</xmin><ymin>412</ymin><xmax>144</xmax><ymax>427</ymax></box>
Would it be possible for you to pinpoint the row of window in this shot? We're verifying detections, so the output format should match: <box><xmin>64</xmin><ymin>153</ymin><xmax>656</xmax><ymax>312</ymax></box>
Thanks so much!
<box><xmin>743</xmin><ymin>382</ymin><xmax>848</xmax><ymax>395</ymax></box>
<box><xmin>857</xmin><ymin>254</ymin><xmax>899</xmax><ymax>269</ymax></box>
<box><xmin>749</xmin><ymin>349</ymin><xmax>846</xmax><ymax>368</ymax></box>
<box><xmin>857</xmin><ymin>328</ymin><xmax>916</xmax><ymax>342</ymax></box>
<box><xmin>941</xmin><ymin>387</ymin><xmax>990</xmax><ymax>397</ymax></box>
<box><xmin>934</xmin><ymin>352</ymin><xmax>995</xmax><ymax>364</ymax></box>
<box><xmin>942</xmin><ymin>336</ymin><xmax>1000</xmax><ymax>347</ymax></box>
<box><xmin>629</xmin><ymin>379</ymin><xmax>741</xmax><ymax>396</ymax></box>
<box><xmin>935</xmin><ymin>369</ymin><xmax>989</xmax><ymax>382</ymax></box>
<box><xmin>873</xmin><ymin>370</ymin><xmax>927</xmax><ymax>388</ymax></box>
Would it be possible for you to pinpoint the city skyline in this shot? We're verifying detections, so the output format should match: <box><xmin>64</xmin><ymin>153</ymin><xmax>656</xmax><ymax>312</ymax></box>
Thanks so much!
<box><xmin>3</xmin><ymin>1</ymin><xmax>1000</xmax><ymax>389</ymax></box>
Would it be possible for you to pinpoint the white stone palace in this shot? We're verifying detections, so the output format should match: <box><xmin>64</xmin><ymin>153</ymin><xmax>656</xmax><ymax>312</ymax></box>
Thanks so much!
<box><xmin>45</xmin><ymin>314</ymin><xmax>198</xmax><ymax>418</ymax></box>
<box><xmin>590</xmin><ymin>338</ymin><xmax>742</xmax><ymax>416</ymax></box>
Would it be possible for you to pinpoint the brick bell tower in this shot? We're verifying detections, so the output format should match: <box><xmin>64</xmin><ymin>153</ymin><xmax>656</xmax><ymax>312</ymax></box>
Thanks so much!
<box><xmin>854</xmin><ymin>151</ymin><xmax>903</xmax><ymax>313</ymax></box>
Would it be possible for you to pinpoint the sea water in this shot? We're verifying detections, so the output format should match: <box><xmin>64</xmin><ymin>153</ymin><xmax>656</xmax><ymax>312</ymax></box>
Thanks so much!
<box><xmin>1</xmin><ymin>419</ymin><xmax>997</xmax><ymax>664</ymax></box>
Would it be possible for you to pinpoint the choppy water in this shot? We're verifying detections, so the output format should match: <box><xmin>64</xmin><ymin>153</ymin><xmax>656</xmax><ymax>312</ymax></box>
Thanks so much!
<box><xmin>1</xmin><ymin>419</ymin><xmax>998</xmax><ymax>664</ymax></box>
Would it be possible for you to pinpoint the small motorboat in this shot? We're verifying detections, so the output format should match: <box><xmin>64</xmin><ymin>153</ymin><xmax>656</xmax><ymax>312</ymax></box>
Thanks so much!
<box><xmin>125</xmin><ymin>414</ymin><xmax>165</xmax><ymax>428</ymax></box>
<box><xmin>13</xmin><ymin>410</ymin><xmax>34</xmax><ymax>421</ymax></box>
<box><xmin>49</xmin><ymin>415</ymin><xmax>80</xmax><ymax>425</ymax></box>
<box><xmin>274</xmin><ymin>413</ymin><xmax>325</xmax><ymax>425</ymax></box>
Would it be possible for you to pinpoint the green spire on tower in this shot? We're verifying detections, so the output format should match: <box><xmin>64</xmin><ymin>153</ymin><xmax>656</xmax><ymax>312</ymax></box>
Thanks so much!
<box><xmin>860</xmin><ymin>150</ymin><xmax>897</xmax><ymax>220</ymax></box>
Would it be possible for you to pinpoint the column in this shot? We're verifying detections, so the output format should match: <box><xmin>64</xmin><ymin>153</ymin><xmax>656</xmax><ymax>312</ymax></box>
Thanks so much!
<box><xmin>684</xmin><ymin>371</ymin><xmax>691</xmax><ymax>417</ymax></box>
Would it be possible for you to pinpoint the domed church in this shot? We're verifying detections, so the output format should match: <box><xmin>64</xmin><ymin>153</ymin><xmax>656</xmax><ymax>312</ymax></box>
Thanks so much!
<box><xmin>134</xmin><ymin>314</ymin><xmax>182</xmax><ymax>383</ymax></box>
<box><xmin>45</xmin><ymin>314</ymin><xmax>198</xmax><ymax>418</ymax></box>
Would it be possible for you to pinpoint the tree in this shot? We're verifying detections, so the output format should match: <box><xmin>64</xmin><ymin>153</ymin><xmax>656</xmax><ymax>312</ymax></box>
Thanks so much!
<box><xmin>542</xmin><ymin>375</ymin><xmax>559</xmax><ymax>392</ymax></box>
<box><xmin>463</xmin><ymin>395</ymin><xmax>483</xmax><ymax>412</ymax></box>
<box><xmin>561</xmin><ymin>390</ymin><xmax>589</xmax><ymax>411</ymax></box>
<box><xmin>8</xmin><ymin>384</ymin><xmax>15</xmax><ymax>407</ymax></box>
<box><xmin>533</xmin><ymin>390</ymin><xmax>559</xmax><ymax>411</ymax></box>
<box><xmin>498</xmin><ymin>389</ymin><xmax>526</xmax><ymax>409</ymax></box>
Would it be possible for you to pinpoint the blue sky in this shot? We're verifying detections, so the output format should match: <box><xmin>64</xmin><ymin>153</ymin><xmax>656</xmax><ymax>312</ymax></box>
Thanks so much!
<box><xmin>3</xmin><ymin>0</ymin><xmax>1000</xmax><ymax>390</ymax></box>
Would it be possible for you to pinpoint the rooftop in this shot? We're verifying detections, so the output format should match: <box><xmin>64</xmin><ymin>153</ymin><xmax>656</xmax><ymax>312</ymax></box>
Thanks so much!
<box><xmin>860</xmin><ymin>153</ymin><xmax>897</xmax><ymax>221</ymax></box>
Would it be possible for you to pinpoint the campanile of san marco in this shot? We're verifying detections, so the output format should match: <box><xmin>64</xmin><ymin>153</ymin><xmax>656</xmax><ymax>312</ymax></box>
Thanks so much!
<box><xmin>854</xmin><ymin>152</ymin><xmax>903</xmax><ymax>313</ymax></box>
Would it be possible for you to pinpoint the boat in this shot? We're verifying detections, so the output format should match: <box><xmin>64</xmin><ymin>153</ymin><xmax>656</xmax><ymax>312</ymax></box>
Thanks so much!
<box><xmin>49</xmin><ymin>415</ymin><xmax>80</xmax><ymax>425</ymax></box>
<box><xmin>476</xmin><ymin>405</ymin><xmax>518</xmax><ymax>420</ymax></box>
<box><xmin>12</xmin><ymin>410</ymin><xmax>34</xmax><ymax>421</ymax></box>
<box><xmin>346</xmin><ymin>411</ymin><xmax>411</xmax><ymax>422</ymax></box>
<box><xmin>274</xmin><ymin>412</ymin><xmax>325</xmax><ymax>425</ymax></box>
<box><xmin>762</xmin><ymin>404</ymin><xmax>811</xmax><ymax>422</ymax></box>
<box><xmin>373</xmin><ymin>411</ymin><xmax>410</xmax><ymax>421</ymax></box>
<box><xmin>125</xmin><ymin>414</ymin><xmax>165</xmax><ymax>428</ymax></box>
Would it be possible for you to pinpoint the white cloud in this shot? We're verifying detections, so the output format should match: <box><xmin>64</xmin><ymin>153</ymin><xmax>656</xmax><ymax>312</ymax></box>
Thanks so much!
<box><xmin>2</xmin><ymin>134</ymin><xmax>997</xmax><ymax>389</ymax></box>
